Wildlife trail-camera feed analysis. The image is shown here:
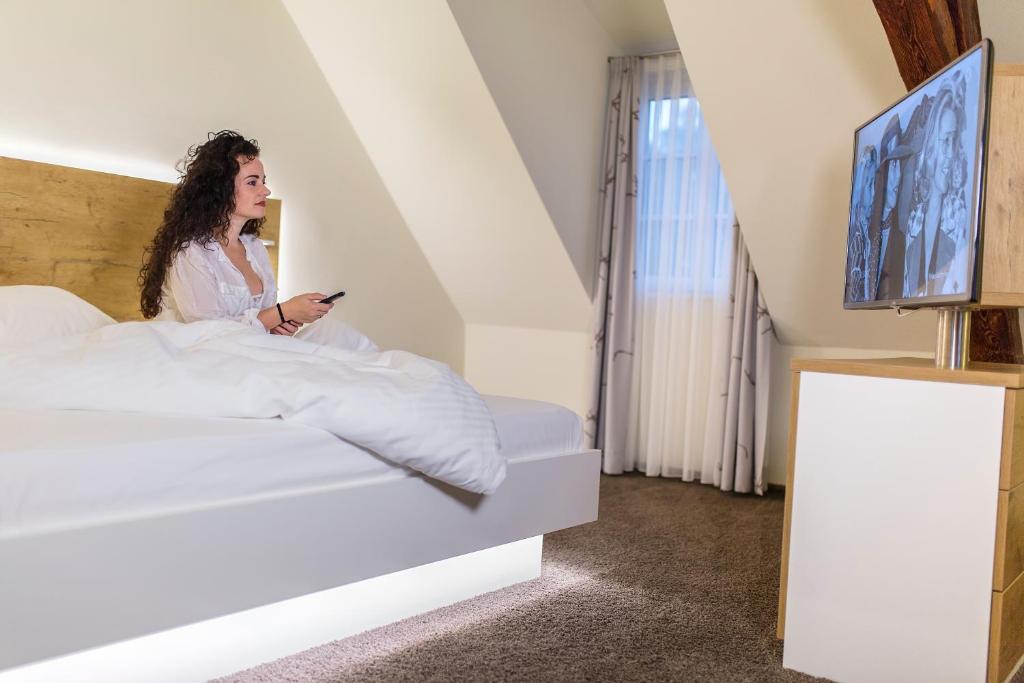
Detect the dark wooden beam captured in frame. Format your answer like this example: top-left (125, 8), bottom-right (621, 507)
top-left (872, 0), bottom-right (1023, 364)
top-left (872, 0), bottom-right (961, 89)
top-left (946, 0), bottom-right (982, 52)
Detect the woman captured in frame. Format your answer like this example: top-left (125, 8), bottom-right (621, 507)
top-left (845, 143), bottom-right (877, 303)
top-left (904, 77), bottom-right (969, 298)
top-left (139, 131), bottom-right (330, 336)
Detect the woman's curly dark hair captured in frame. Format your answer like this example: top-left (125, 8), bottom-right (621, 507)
top-left (139, 130), bottom-right (264, 318)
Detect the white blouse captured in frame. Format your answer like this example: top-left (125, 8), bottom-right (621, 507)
top-left (157, 234), bottom-right (277, 332)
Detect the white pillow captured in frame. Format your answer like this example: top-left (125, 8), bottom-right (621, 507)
top-left (0, 286), bottom-right (116, 346)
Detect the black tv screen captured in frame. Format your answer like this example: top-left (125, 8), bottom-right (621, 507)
top-left (843, 39), bottom-right (992, 309)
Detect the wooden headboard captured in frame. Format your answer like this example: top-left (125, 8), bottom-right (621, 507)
top-left (0, 155), bottom-right (281, 321)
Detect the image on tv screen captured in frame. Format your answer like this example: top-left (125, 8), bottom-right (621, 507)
top-left (844, 42), bottom-right (988, 308)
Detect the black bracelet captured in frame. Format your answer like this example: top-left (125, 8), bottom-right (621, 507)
top-left (276, 303), bottom-right (286, 325)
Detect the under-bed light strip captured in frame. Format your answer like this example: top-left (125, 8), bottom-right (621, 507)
top-left (0, 138), bottom-right (179, 183)
top-left (0, 536), bottom-right (543, 683)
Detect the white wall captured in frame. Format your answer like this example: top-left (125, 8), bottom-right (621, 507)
top-left (0, 0), bottom-right (464, 369)
top-left (448, 0), bottom-right (621, 297)
top-left (464, 324), bottom-right (592, 417)
top-left (443, 0), bottom-right (628, 415)
top-left (283, 0), bottom-right (591, 333)
top-left (981, 0), bottom-right (1024, 63)
top-left (283, 0), bottom-right (596, 415)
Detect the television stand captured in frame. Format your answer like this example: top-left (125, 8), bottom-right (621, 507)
top-left (937, 306), bottom-right (972, 369)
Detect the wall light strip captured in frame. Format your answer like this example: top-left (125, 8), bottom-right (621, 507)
top-left (0, 138), bottom-right (179, 184)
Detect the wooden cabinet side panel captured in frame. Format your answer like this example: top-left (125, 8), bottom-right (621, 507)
top-left (1001, 389), bottom-right (1024, 490)
top-left (777, 371), bottom-right (800, 639)
top-left (990, 591), bottom-right (1003, 683)
top-left (990, 572), bottom-right (1024, 683)
top-left (995, 485), bottom-right (1024, 591)
top-left (995, 489), bottom-right (1010, 590)
top-left (981, 69), bottom-right (1024, 302)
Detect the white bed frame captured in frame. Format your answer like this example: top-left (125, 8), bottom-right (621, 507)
top-left (1, 162), bottom-right (601, 679)
top-left (0, 448), bottom-right (601, 680)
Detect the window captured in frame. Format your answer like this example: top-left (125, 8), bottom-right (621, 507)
top-left (636, 95), bottom-right (734, 296)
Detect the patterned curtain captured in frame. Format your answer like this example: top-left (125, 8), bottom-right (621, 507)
top-left (715, 231), bottom-right (773, 494)
top-left (584, 57), bottom-right (641, 460)
top-left (590, 54), bottom-right (775, 494)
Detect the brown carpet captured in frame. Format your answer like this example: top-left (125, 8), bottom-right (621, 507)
top-left (216, 474), bottom-right (825, 682)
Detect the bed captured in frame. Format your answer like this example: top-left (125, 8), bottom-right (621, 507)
top-left (0, 157), bottom-right (601, 681)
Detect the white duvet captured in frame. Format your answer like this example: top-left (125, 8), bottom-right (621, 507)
top-left (0, 320), bottom-right (506, 494)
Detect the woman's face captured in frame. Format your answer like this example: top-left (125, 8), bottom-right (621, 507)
top-left (233, 155), bottom-right (271, 221)
top-left (935, 107), bottom-right (958, 194)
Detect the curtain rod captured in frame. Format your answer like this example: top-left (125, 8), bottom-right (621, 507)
top-left (607, 49), bottom-right (681, 62)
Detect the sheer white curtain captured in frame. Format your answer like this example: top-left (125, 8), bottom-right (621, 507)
top-left (622, 55), bottom-right (740, 485)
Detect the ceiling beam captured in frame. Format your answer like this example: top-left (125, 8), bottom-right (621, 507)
top-left (873, 0), bottom-right (981, 89)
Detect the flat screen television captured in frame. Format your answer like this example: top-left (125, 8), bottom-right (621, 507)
top-left (843, 39), bottom-right (993, 309)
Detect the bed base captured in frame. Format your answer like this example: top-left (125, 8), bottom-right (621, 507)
top-left (2, 537), bottom-right (543, 682)
top-left (0, 449), bottom-right (601, 677)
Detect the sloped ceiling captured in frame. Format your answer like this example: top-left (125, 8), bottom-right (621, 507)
top-left (583, 0), bottom-right (678, 54)
top-left (447, 0), bottom-right (621, 298)
top-left (281, 1), bottom-right (591, 333)
top-left (662, 0), bottom-right (937, 348)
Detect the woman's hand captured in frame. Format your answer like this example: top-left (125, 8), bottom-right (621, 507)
top-left (281, 293), bottom-right (333, 324)
top-left (270, 320), bottom-right (302, 336)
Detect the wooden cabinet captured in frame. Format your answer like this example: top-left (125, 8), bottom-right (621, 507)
top-left (778, 358), bottom-right (1024, 683)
